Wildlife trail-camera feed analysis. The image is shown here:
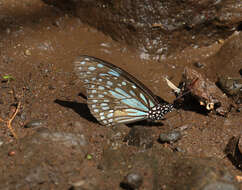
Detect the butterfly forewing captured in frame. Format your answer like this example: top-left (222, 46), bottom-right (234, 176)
top-left (74, 55), bottom-right (159, 126)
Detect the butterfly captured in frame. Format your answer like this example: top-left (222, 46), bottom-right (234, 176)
top-left (74, 55), bottom-right (174, 126)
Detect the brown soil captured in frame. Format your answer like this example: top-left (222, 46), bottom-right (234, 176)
top-left (0, 0), bottom-right (241, 189)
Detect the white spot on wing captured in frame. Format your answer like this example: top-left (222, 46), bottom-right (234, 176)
top-left (88, 66), bottom-right (96, 71)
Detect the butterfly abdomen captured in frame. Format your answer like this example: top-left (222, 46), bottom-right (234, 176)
top-left (148, 104), bottom-right (174, 120)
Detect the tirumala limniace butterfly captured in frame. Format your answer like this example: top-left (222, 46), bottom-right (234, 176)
top-left (74, 55), bottom-right (174, 126)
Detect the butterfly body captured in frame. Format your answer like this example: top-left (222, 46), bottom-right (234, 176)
top-left (74, 55), bottom-right (173, 126)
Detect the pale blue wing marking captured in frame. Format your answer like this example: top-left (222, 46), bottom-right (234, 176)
top-left (115, 88), bottom-right (131, 98)
top-left (122, 81), bottom-right (127, 85)
top-left (140, 93), bottom-right (148, 104)
top-left (97, 64), bottom-right (104, 68)
top-left (109, 90), bottom-right (126, 99)
top-left (102, 106), bottom-right (109, 110)
top-left (100, 103), bottom-right (108, 106)
top-left (149, 99), bottom-right (155, 107)
top-left (107, 81), bottom-right (113, 86)
top-left (129, 90), bottom-right (136, 96)
top-left (107, 113), bottom-right (113, 118)
top-left (121, 98), bottom-right (149, 111)
top-left (114, 116), bottom-right (145, 123)
top-left (98, 86), bottom-right (105, 90)
top-left (88, 66), bottom-right (96, 71)
top-left (108, 70), bottom-right (120, 77)
top-left (99, 73), bottom-right (109, 77)
top-left (125, 108), bottom-right (148, 116)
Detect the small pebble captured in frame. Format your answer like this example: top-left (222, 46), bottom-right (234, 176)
top-left (8, 150), bottom-right (16, 156)
top-left (53, 20), bottom-right (61, 27)
top-left (6, 28), bottom-right (11, 34)
top-left (121, 172), bottom-right (143, 190)
top-left (159, 131), bottom-right (182, 143)
top-left (193, 62), bottom-right (204, 68)
top-left (24, 49), bottom-right (31, 56)
top-left (25, 119), bottom-right (47, 128)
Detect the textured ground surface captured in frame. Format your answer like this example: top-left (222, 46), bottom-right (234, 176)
top-left (0, 0), bottom-right (241, 189)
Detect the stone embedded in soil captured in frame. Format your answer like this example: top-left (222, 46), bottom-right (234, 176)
top-left (181, 67), bottom-right (231, 116)
top-left (193, 62), bottom-right (204, 68)
top-left (35, 128), bottom-right (87, 147)
top-left (0, 128), bottom-right (89, 189)
top-left (168, 157), bottom-right (240, 190)
top-left (25, 119), bottom-right (47, 128)
top-left (201, 31), bottom-right (242, 81)
top-left (202, 181), bottom-right (239, 190)
top-left (217, 76), bottom-right (242, 103)
top-left (159, 130), bottom-right (182, 143)
top-left (224, 136), bottom-right (242, 171)
top-left (123, 126), bottom-right (153, 149)
top-left (121, 172), bottom-right (143, 190)
top-left (42, 0), bottom-right (241, 56)
top-left (99, 145), bottom-right (240, 190)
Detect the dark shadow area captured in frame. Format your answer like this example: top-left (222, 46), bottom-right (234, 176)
top-left (78, 92), bottom-right (87, 100)
top-left (127, 119), bottom-right (164, 128)
top-left (224, 136), bottom-right (242, 171)
top-left (54, 99), bottom-right (98, 124)
top-left (42, 0), bottom-right (76, 11)
top-left (173, 94), bottom-right (210, 115)
top-left (237, 21), bottom-right (242, 31)
top-left (120, 182), bottom-right (135, 190)
top-left (171, 81), bottom-right (211, 116)
top-left (0, 1), bottom-right (70, 39)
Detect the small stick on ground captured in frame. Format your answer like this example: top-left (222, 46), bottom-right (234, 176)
top-left (0, 101), bottom-right (21, 139)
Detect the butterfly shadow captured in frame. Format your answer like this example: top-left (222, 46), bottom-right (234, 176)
top-left (54, 93), bottom-right (99, 124)
top-left (127, 120), bottom-right (165, 128)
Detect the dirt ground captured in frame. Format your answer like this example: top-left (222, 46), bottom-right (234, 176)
top-left (0, 0), bottom-right (241, 189)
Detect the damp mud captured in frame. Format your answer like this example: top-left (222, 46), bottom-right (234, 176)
top-left (0, 0), bottom-right (241, 189)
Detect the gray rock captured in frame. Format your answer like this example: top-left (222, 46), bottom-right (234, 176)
top-left (121, 172), bottom-right (143, 190)
top-left (42, 0), bottom-right (241, 56)
top-left (159, 130), bottom-right (182, 143)
top-left (25, 119), bottom-right (47, 128)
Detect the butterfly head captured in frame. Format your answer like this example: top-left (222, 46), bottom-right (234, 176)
top-left (148, 103), bottom-right (174, 121)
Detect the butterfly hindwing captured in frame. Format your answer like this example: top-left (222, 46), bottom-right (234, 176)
top-left (74, 55), bottom-right (159, 126)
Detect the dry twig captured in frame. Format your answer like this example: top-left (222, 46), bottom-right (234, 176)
top-left (0, 101), bottom-right (21, 139)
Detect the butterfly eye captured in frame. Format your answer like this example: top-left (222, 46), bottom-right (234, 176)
top-left (74, 55), bottom-right (174, 126)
